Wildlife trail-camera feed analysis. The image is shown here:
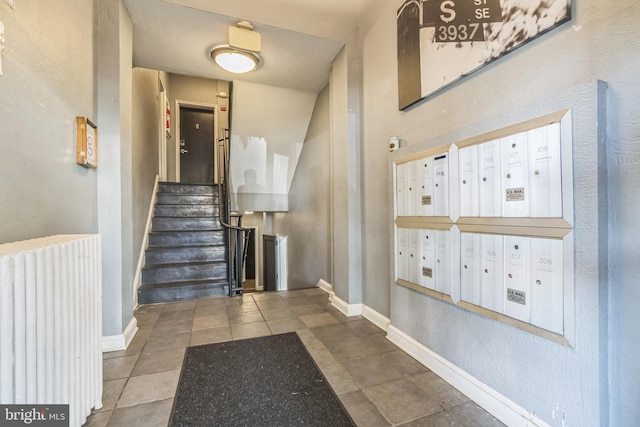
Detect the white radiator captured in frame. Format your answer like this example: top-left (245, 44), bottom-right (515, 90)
top-left (0, 235), bottom-right (103, 426)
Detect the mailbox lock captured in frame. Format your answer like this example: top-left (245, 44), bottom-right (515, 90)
top-left (534, 170), bottom-right (540, 175)
top-left (464, 264), bottom-right (468, 269)
top-left (484, 269), bottom-right (489, 273)
top-left (512, 143), bottom-right (516, 148)
top-left (507, 173), bottom-right (512, 178)
top-left (483, 177), bottom-right (487, 182)
top-left (462, 180), bottom-right (467, 184)
top-left (514, 245), bottom-right (519, 250)
top-left (508, 273), bottom-right (513, 278)
top-left (536, 280), bottom-right (542, 285)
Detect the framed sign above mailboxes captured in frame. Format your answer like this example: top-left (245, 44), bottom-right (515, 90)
top-left (396, 0), bottom-right (572, 110)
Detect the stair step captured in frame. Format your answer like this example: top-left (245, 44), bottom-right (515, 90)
top-left (152, 217), bottom-right (222, 231)
top-left (158, 182), bottom-right (218, 195)
top-left (138, 279), bottom-right (229, 304)
top-left (154, 204), bottom-right (219, 217)
top-left (145, 245), bottom-right (227, 265)
top-left (156, 194), bottom-right (217, 205)
top-left (142, 261), bottom-right (227, 285)
top-left (148, 230), bottom-right (226, 247)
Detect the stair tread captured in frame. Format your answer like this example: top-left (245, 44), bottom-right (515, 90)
top-left (139, 278), bottom-right (229, 290)
top-left (143, 260), bottom-right (227, 270)
top-left (145, 244), bottom-right (226, 251)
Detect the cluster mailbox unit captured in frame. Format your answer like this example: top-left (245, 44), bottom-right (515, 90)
top-left (394, 110), bottom-right (574, 345)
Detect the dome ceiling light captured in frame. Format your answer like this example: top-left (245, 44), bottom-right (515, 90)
top-left (210, 21), bottom-right (262, 74)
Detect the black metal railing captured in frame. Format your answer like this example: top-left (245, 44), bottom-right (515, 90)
top-left (216, 128), bottom-right (252, 296)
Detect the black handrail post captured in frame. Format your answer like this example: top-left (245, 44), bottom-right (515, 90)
top-left (216, 128), bottom-right (252, 297)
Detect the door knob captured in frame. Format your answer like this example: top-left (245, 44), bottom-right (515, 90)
top-left (180, 149), bottom-right (188, 154)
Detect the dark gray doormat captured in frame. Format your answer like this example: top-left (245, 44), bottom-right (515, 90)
top-left (170, 332), bottom-right (356, 426)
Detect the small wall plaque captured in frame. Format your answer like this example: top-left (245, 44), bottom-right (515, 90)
top-left (76, 117), bottom-right (98, 168)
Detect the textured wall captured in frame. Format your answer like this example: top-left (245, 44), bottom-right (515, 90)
top-left (0, 0), bottom-right (97, 244)
top-left (132, 68), bottom-right (160, 279)
top-left (272, 85), bottom-right (332, 290)
top-left (360, 0), bottom-right (640, 425)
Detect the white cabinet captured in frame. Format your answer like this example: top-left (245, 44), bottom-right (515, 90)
top-left (396, 228), bottom-right (409, 281)
top-left (478, 140), bottom-right (502, 217)
top-left (394, 110), bottom-right (573, 342)
top-left (503, 236), bottom-right (530, 322)
top-left (479, 233), bottom-right (504, 313)
top-left (419, 157), bottom-right (435, 217)
top-left (460, 233), bottom-right (481, 305)
top-left (501, 133), bottom-right (530, 217)
top-left (396, 162), bottom-right (408, 217)
top-left (419, 229), bottom-right (436, 290)
top-left (529, 237), bottom-right (564, 334)
top-left (459, 146), bottom-right (479, 217)
top-left (528, 123), bottom-right (563, 218)
top-left (433, 154), bottom-right (449, 217)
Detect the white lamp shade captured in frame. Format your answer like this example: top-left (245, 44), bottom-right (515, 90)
top-left (211, 47), bottom-right (260, 74)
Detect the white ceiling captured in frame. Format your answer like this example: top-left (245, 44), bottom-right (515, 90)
top-left (123, 0), bottom-right (380, 93)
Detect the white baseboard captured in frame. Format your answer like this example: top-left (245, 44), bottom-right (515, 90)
top-left (361, 305), bottom-right (391, 332)
top-left (317, 279), bottom-right (333, 294)
top-left (386, 325), bottom-right (550, 427)
top-left (316, 279), bottom-right (390, 330)
top-left (102, 317), bottom-right (138, 353)
top-left (332, 294), bottom-right (363, 317)
top-left (133, 175), bottom-right (160, 308)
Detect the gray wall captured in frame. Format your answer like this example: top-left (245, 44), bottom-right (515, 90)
top-left (132, 68), bottom-right (161, 270)
top-left (272, 85), bottom-right (332, 290)
top-left (96, 0), bottom-right (135, 336)
top-left (0, 0), bottom-right (98, 244)
top-left (359, 1), bottom-right (639, 426)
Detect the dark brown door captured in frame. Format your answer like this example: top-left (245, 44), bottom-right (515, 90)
top-left (180, 107), bottom-right (215, 184)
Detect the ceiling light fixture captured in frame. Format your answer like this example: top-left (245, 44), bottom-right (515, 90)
top-left (210, 21), bottom-right (262, 74)
top-left (210, 45), bottom-right (260, 73)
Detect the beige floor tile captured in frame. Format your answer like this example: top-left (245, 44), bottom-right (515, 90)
top-left (131, 348), bottom-right (185, 377)
top-left (409, 371), bottom-right (470, 409)
top-left (103, 355), bottom-right (139, 381)
top-left (290, 303), bottom-right (325, 316)
top-left (284, 296), bottom-right (316, 306)
top-left (342, 353), bottom-right (406, 389)
top-left (230, 322), bottom-right (271, 340)
top-left (318, 362), bottom-right (359, 395)
top-left (255, 299), bottom-right (288, 310)
top-left (225, 301), bottom-right (260, 315)
top-left (191, 313), bottom-right (229, 330)
top-left (143, 331), bottom-right (191, 353)
top-left (261, 307), bottom-right (295, 321)
top-left (266, 317), bottom-right (306, 334)
top-left (190, 326), bottom-right (232, 346)
top-left (250, 292), bottom-right (283, 301)
top-left (302, 288), bottom-right (328, 296)
top-left (150, 317), bottom-right (193, 336)
top-left (98, 379), bottom-right (127, 412)
top-left (102, 292), bottom-right (498, 426)
top-left (228, 310), bottom-right (265, 325)
top-left (161, 300), bottom-right (196, 313)
top-left (108, 398), bottom-right (174, 427)
top-left (363, 377), bottom-right (444, 425)
top-left (339, 390), bottom-right (391, 427)
top-left (299, 312), bottom-right (339, 328)
top-left (117, 370), bottom-right (181, 408)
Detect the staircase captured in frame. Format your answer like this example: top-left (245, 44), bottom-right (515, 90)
top-left (138, 182), bottom-right (230, 304)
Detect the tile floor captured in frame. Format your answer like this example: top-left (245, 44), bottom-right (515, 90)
top-left (83, 288), bottom-right (505, 427)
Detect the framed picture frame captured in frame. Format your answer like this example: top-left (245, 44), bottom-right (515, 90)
top-left (76, 116), bottom-right (98, 168)
top-left (397, 0), bottom-right (572, 110)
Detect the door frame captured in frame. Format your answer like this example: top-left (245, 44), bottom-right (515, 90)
top-left (174, 100), bottom-right (219, 183)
